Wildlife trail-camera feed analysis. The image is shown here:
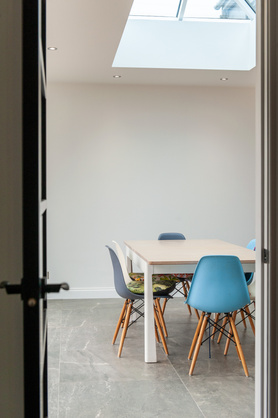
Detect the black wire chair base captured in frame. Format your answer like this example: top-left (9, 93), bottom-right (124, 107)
top-left (127, 300), bottom-right (145, 328)
top-left (203, 314), bottom-right (236, 346)
top-left (235, 302), bottom-right (256, 327)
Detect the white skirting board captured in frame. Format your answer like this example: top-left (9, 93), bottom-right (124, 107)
top-left (47, 287), bottom-right (118, 299)
top-left (47, 288), bottom-right (185, 300)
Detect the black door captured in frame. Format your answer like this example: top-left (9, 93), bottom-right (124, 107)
top-left (22, 1), bottom-right (69, 415)
top-left (22, 0), bottom-right (48, 415)
top-left (0, 1), bottom-right (69, 416)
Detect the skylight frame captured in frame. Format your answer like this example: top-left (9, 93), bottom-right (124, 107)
top-left (244, 0), bottom-right (256, 12)
top-left (233, 0), bottom-right (256, 20)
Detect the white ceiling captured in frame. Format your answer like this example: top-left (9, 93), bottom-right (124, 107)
top-left (46, 0), bottom-right (256, 87)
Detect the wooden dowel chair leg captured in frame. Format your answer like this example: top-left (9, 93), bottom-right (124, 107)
top-left (161, 298), bottom-right (168, 315)
top-left (155, 322), bottom-right (159, 342)
top-left (217, 316), bottom-right (228, 344)
top-left (121, 299), bottom-right (129, 328)
top-left (240, 309), bottom-right (247, 328)
top-left (184, 281), bottom-right (192, 315)
top-left (189, 314), bottom-right (210, 376)
top-left (112, 299), bottom-right (128, 345)
top-left (224, 311), bottom-right (240, 359)
top-left (182, 281), bottom-right (188, 300)
top-left (155, 299), bottom-right (168, 337)
top-left (153, 301), bottom-right (160, 342)
top-left (211, 313), bottom-right (220, 340)
top-left (188, 312), bottom-right (205, 360)
top-left (229, 315), bottom-right (249, 377)
top-left (224, 322), bottom-right (233, 356)
top-left (187, 303), bottom-right (192, 315)
top-left (154, 305), bottom-right (169, 355)
top-left (245, 305), bottom-right (255, 336)
top-left (118, 301), bottom-right (132, 358)
top-left (194, 308), bottom-right (200, 320)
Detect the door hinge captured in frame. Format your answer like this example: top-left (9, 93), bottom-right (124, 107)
top-left (263, 248), bottom-right (269, 263)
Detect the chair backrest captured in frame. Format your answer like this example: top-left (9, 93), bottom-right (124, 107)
top-left (245, 239), bottom-right (256, 285)
top-left (246, 239), bottom-right (256, 250)
top-left (186, 255), bottom-right (250, 313)
top-left (158, 232), bottom-right (186, 241)
top-left (112, 241), bottom-right (131, 285)
top-left (106, 245), bottom-right (137, 300)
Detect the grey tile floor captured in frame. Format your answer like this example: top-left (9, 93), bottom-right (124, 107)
top-left (48, 298), bottom-right (255, 418)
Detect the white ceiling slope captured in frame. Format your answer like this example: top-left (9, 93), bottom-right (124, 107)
top-left (46, 0), bottom-right (256, 87)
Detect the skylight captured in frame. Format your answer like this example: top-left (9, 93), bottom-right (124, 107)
top-left (113, 0), bottom-right (256, 72)
top-left (130, 0), bottom-right (256, 20)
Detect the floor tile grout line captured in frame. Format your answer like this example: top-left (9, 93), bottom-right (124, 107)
top-left (158, 344), bottom-right (206, 417)
top-left (172, 367), bottom-right (206, 417)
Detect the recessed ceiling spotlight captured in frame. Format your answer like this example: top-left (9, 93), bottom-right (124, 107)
top-left (113, 75), bottom-right (121, 78)
top-left (220, 77), bottom-right (228, 81)
top-left (48, 47), bottom-right (58, 51)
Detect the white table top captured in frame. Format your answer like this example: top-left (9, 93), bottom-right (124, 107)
top-left (124, 239), bottom-right (256, 267)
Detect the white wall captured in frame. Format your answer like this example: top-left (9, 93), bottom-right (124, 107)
top-left (47, 83), bottom-right (255, 298)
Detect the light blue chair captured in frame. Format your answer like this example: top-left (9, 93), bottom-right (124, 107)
top-left (106, 245), bottom-right (175, 357)
top-left (238, 238), bottom-right (256, 333)
top-left (186, 255), bottom-right (250, 377)
top-left (245, 238), bottom-right (256, 285)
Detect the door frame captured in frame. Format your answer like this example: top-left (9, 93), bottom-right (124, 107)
top-left (256, 0), bottom-right (278, 416)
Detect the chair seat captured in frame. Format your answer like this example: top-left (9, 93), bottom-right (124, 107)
top-left (127, 278), bottom-right (175, 295)
top-left (129, 272), bottom-right (193, 283)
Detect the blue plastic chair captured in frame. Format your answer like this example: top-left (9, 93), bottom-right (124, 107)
top-left (186, 255), bottom-right (250, 377)
top-left (158, 232), bottom-right (186, 241)
top-left (245, 238), bottom-right (256, 284)
top-left (238, 239), bottom-right (256, 333)
top-left (158, 233), bottom-right (199, 318)
top-left (106, 245), bottom-right (174, 357)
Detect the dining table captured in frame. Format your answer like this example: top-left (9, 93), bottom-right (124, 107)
top-left (124, 239), bottom-right (256, 363)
